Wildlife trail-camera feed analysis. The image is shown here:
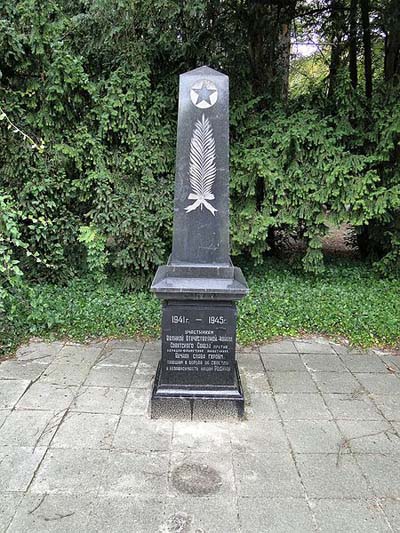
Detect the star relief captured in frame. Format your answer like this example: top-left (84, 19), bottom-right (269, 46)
top-left (193, 81), bottom-right (217, 106)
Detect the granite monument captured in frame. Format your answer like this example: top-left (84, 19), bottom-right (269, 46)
top-left (151, 66), bottom-right (248, 417)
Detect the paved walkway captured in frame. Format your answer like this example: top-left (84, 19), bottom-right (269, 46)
top-left (0, 338), bottom-right (400, 532)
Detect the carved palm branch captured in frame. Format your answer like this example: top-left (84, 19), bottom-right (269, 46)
top-left (189, 114), bottom-right (216, 197)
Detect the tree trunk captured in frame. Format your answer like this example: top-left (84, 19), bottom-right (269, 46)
top-left (328, 0), bottom-right (345, 99)
top-left (360, 0), bottom-right (372, 99)
top-left (384, 0), bottom-right (400, 82)
top-left (349, 0), bottom-right (358, 89)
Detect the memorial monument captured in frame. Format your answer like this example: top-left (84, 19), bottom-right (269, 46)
top-left (151, 66), bottom-right (248, 417)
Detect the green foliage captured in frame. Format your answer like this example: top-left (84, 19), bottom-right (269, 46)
top-left (2, 261), bottom-right (399, 357)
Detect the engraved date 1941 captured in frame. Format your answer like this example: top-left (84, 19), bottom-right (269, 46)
top-left (171, 315), bottom-right (189, 324)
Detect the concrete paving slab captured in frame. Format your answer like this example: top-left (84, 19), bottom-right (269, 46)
top-left (7, 493), bottom-right (93, 533)
top-left (236, 352), bottom-right (264, 372)
top-left (323, 393), bottom-right (383, 420)
top-left (95, 349), bottom-right (141, 368)
top-left (84, 366), bottom-right (134, 388)
top-left (268, 371), bottom-right (318, 393)
top-left (0, 409), bottom-right (61, 447)
top-left (311, 499), bottom-right (391, 533)
top-left (16, 383), bottom-right (77, 411)
top-left (311, 371), bottom-right (361, 393)
top-left (284, 420), bottom-right (343, 453)
top-left (0, 446), bottom-right (46, 491)
top-left (339, 353), bottom-right (389, 373)
top-left (336, 420), bottom-right (400, 454)
top-left (261, 353), bottom-right (306, 372)
top-left (0, 361), bottom-right (45, 381)
top-left (238, 497), bottom-right (315, 533)
top-left (372, 395), bottom-right (400, 421)
top-left (169, 451), bottom-right (235, 498)
top-left (357, 455), bottom-right (400, 498)
top-left (230, 420), bottom-right (289, 453)
top-left (100, 451), bottom-right (169, 496)
top-left (233, 451), bottom-right (304, 498)
top-left (29, 449), bottom-right (109, 494)
top-left (122, 388), bottom-right (150, 416)
top-left (259, 340), bottom-right (297, 354)
top-left (112, 415), bottom-right (172, 453)
top-left (0, 380), bottom-right (31, 409)
top-left (294, 340), bottom-right (336, 354)
top-left (354, 373), bottom-right (400, 395)
top-left (172, 421), bottom-right (231, 452)
top-left (56, 344), bottom-right (102, 366)
top-left (380, 499), bottom-right (400, 531)
top-left (70, 386), bottom-right (126, 415)
top-left (301, 353), bottom-right (348, 373)
top-left (16, 342), bottom-right (64, 364)
top-left (0, 492), bottom-right (23, 532)
top-left (39, 362), bottom-right (90, 386)
top-left (246, 393), bottom-right (280, 420)
top-left (51, 412), bottom-right (119, 450)
top-left (0, 409), bottom-right (10, 429)
top-left (296, 453), bottom-right (372, 498)
top-left (130, 362), bottom-right (156, 389)
top-left (87, 495), bottom-right (164, 533)
top-left (107, 339), bottom-right (145, 351)
top-left (241, 370), bottom-right (271, 393)
top-left (275, 393), bottom-right (331, 420)
top-left (163, 495), bottom-right (240, 533)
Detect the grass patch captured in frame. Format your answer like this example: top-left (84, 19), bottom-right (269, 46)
top-left (1, 259), bottom-right (400, 357)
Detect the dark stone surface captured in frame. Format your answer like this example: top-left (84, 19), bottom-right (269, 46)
top-left (151, 66), bottom-right (248, 416)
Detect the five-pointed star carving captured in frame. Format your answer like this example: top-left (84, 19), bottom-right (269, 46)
top-left (193, 82), bottom-right (217, 106)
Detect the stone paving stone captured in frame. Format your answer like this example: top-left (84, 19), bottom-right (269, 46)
top-left (242, 370), bottom-right (271, 394)
top-left (107, 339), bottom-right (145, 351)
top-left (0, 409), bottom-right (61, 447)
top-left (0, 409), bottom-right (10, 428)
top-left (372, 395), bottom-right (400, 421)
top-left (56, 344), bottom-right (102, 366)
top-left (51, 412), bottom-right (119, 450)
top-left (294, 340), bottom-right (336, 354)
top-left (246, 393), bottom-right (280, 420)
top-left (336, 420), bottom-right (400, 454)
top-left (284, 420), bottom-right (343, 453)
top-left (30, 448), bottom-right (109, 494)
top-left (163, 495), bottom-right (240, 533)
top-left (39, 362), bottom-right (91, 386)
top-left (259, 340), bottom-right (297, 354)
top-left (311, 499), bottom-right (391, 533)
top-left (311, 371), bottom-right (361, 393)
top-left (323, 393), bottom-right (383, 420)
top-left (357, 455), bottom-right (400, 498)
top-left (8, 494), bottom-right (93, 533)
top-left (112, 415), bottom-right (172, 453)
top-left (275, 393), bottom-right (331, 420)
top-left (70, 386), bottom-right (127, 415)
top-left (0, 379), bottom-right (30, 409)
top-left (101, 451), bottom-right (169, 496)
top-left (0, 446), bottom-right (46, 491)
top-left (16, 382), bottom-right (77, 411)
top-left (296, 453), bottom-right (372, 498)
top-left (84, 366), bottom-right (135, 388)
top-left (234, 451), bottom-right (303, 498)
top-left (238, 497), bottom-right (315, 533)
top-left (95, 349), bottom-right (141, 368)
top-left (301, 353), bottom-right (348, 373)
top-left (354, 373), bottom-right (400, 395)
top-left (0, 361), bottom-right (45, 381)
top-left (339, 353), bottom-right (389, 373)
top-left (261, 353), bottom-right (306, 372)
top-left (380, 499), bottom-right (400, 531)
top-left (169, 451), bottom-right (235, 498)
top-left (231, 420), bottom-right (289, 453)
top-left (87, 495), bottom-right (164, 533)
top-left (0, 492), bottom-right (23, 532)
top-left (16, 341), bottom-right (64, 364)
top-left (172, 421), bottom-right (231, 452)
top-left (268, 371), bottom-right (318, 393)
top-left (122, 388), bottom-right (150, 416)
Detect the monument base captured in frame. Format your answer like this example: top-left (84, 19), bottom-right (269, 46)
top-left (151, 362), bottom-right (244, 419)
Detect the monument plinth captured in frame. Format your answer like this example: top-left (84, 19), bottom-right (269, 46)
top-left (151, 66), bottom-right (248, 417)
